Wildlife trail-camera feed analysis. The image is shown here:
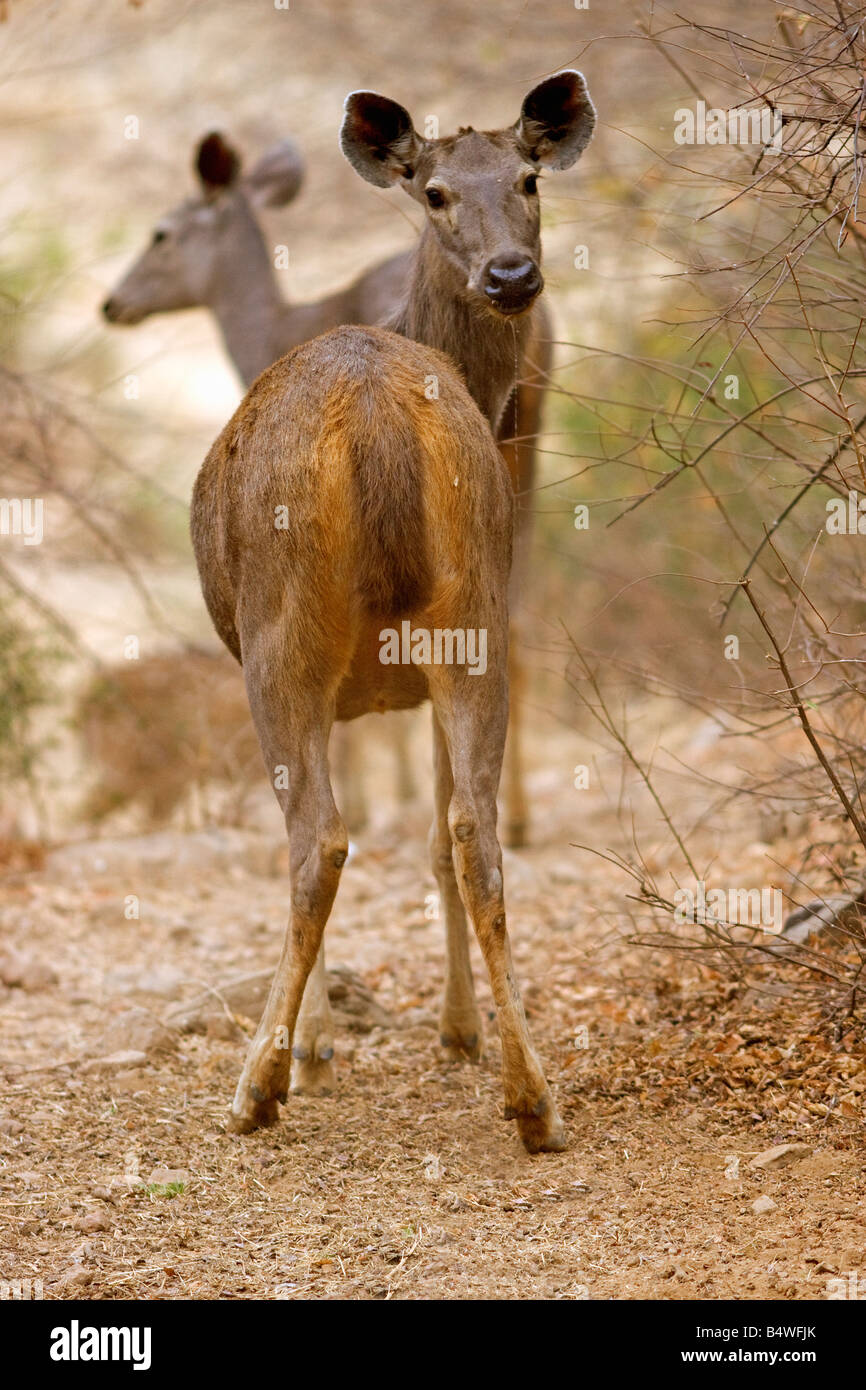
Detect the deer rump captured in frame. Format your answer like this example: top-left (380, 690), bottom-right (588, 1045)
top-left (191, 325), bottom-right (513, 723)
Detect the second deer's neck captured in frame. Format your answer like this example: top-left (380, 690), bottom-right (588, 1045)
top-left (391, 228), bottom-right (530, 432)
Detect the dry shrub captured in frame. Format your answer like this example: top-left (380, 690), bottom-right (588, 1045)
top-left (74, 648), bottom-right (262, 828)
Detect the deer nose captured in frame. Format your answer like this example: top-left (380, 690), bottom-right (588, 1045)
top-left (483, 255), bottom-right (542, 313)
top-left (102, 297), bottom-right (118, 321)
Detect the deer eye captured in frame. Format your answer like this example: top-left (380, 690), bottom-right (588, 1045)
top-left (425, 187), bottom-right (446, 209)
top-left (523, 173), bottom-right (539, 195)
top-left (152, 229), bottom-right (168, 245)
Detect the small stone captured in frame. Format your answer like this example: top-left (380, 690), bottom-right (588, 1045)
top-left (107, 1174), bottom-right (144, 1192)
top-left (749, 1143), bottom-right (812, 1171)
top-left (146, 1167), bottom-right (189, 1187)
top-left (0, 949), bottom-right (58, 992)
top-left (56, 1267), bottom-right (93, 1289)
top-left (72, 1210), bottom-right (109, 1233)
top-left (89, 1185), bottom-right (116, 1203)
top-left (0, 1117), bottom-right (24, 1137)
top-left (752, 1195), bottom-right (777, 1215)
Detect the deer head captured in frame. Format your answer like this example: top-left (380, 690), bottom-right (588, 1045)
top-left (102, 132), bottom-right (305, 325)
top-left (340, 70), bottom-right (595, 318)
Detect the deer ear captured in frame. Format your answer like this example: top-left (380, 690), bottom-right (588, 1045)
top-left (195, 132), bottom-right (241, 192)
top-left (514, 70), bottom-right (596, 170)
top-left (340, 91), bottom-right (424, 188)
top-left (243, 139), bottom-right (306, 208)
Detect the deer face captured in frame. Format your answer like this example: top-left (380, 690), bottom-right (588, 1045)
top-left (103, 133), bottom-right (305, 325)
top-left (341, 71), bottom-right (595, 319)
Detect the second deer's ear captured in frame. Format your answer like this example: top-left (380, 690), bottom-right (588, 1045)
top-left (195, 132), bottom-right (241, 193)
top-left (514, 70), bottom-right (596, 170)
top-left (340, 91), bottom-right (424, 188)
top-left (244, 139), bottom-right (306, 208)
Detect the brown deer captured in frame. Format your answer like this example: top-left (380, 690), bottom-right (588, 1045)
top-left (190, 72), bottom-right (595, 1150)
top-left (191, 325), bottom-right (565, 1153)
top-left (340, 69), bottom-right (596, 845)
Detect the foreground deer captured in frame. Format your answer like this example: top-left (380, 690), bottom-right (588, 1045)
top-left (340, 69), bottom-right (596, 844)
top-left (191, 325), bottom-right (565, 1153)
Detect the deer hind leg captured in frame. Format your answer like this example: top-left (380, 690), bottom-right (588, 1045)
top-left (430, 710), bottom-right (483, 1062)
top-left (331, 721), bottom-right (367, 834)
top-left (502, 638), bottom-right (528, 849)
top-left (392, 710), bottom-right (417, 803)
top-left (228, 673), bottom-right (346, 1133)
top-left (431, 673), bottom-right (565, 1154)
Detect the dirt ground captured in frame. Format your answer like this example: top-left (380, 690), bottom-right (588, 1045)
top-left (2, 712), bottom-right (864, 1302)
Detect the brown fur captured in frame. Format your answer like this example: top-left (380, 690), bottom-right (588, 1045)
top-left (191, 324), bottom-right (566, 1153)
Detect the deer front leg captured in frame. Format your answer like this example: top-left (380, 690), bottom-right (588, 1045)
top-left (290, 941), bottom-right (337, 1096)
top-left (496, 376), bottom-right (542, 849)
top-left (430, 712), bottom-right (483, 1061)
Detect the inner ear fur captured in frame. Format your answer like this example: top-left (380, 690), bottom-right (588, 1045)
top-left (514, 70), bottom-right (596, 170)
top-left (340, 92), bottom-right (424, 187)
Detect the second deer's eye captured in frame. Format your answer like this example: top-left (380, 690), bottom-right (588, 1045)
top-left (425, 187), bottom-right (445, 209)
top-left (523, 173), bottom-right (538, 195)
top-left (152, 229), bottom-right (168, 245)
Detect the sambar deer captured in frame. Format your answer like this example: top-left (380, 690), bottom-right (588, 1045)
top-left (191, 324), bottom-right (566, 1153)
top-left (340, 69), bottom-right (596, 844)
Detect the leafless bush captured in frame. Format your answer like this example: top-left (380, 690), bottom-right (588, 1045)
top-left (563, 3), bottom-right (866, 1019)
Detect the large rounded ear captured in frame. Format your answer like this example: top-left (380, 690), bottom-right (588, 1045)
top-left (514, 70), bottom-right (596, 170)
top-left (195, 132), bottom-right (241, 194)
top-left (243, 138), bottom-right (306, 208)
top-left (340, 91), bottom-right (425, 188)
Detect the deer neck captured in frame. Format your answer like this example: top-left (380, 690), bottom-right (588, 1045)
top-left (392, 228), bottom-right (531, 432)
top-left (207, 201), bottom-right (288, 387)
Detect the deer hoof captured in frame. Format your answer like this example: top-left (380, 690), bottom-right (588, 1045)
top-left (439, 1028), bottom-right (484, 1064)
top-left (508, 1093), bottom-right (567, 1154)
top-left (226, 1094), bottom-right (281, 1134)
top-left (290, 1037), bottom-right (337, 1096)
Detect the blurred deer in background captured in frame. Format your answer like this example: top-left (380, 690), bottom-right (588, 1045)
top-left (103, 132), bottom-right (413, 831)
top-left (340, 69), bottom-right (596, 846)
top-left (192, 324), bottom-right (566, 1153)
